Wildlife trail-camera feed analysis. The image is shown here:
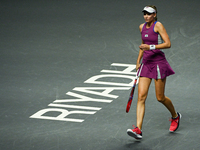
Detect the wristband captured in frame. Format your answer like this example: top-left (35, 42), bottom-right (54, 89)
top-left (150, 45), bottom-right (156, 50)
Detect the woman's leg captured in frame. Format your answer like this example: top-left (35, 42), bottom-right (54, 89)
top-left (154, 78), bottom-right (177, 118)
top-left (137, 77), bottom-right (152, 129)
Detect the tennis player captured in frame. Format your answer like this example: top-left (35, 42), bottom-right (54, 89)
top-left (127, 5), bottom-right (181, 139)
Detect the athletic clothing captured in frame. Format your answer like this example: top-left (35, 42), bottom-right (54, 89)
top-left (138, 21), bottom-right (175, 79)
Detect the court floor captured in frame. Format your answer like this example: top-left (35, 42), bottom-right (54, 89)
top-left (1, 0), bottom-right (200, 149)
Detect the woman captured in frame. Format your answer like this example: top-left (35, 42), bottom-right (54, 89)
top-left (127, 5), bottom-right (181, 139)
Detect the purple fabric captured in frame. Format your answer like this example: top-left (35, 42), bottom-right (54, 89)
top-left (137, 60), bottom-right (175, 79)
top-left (138, 22), bottom-right (175, 79)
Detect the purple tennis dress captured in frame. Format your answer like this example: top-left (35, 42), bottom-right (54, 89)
top-left (138, 21), bottom-right (175, 79)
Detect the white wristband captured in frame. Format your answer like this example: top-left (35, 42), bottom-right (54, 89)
top-left (150, 45), bottom-right (156, 50)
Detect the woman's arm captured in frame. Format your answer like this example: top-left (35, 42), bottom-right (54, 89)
top-left (136, 49), bottom-right (144, 70)
top-left (154, 21), bottom-right (171, 49)
top-left (136, 24), bottom-right (145, 70)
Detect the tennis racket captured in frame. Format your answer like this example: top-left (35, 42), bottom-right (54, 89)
top-left (126, 76), bottom-right (138, 113)
top-left (126, 65), bottom-right (142, 113)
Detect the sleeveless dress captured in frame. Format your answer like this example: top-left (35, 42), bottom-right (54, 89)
top-left (138, 21), bottom-right (175, 79)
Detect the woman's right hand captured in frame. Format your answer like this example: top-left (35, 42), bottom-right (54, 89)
top-left (136, 63), bottom-right (141, 71)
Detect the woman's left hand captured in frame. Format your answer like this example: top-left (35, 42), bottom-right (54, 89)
top-left (139, 44), bottom-right (150, 51)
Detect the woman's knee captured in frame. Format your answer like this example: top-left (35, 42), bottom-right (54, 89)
top-left (138, 94), bottom-right (147, 103)
top-left (156, 95), bottom-right (166, 103)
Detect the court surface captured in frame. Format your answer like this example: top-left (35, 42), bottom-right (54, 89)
top-left (1, 0), bottom-right (200, 150)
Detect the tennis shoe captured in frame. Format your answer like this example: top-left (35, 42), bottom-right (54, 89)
top-left (127, 125), bottom-right (142, 139)
top-left (169, 112), bottom-right (181, 132)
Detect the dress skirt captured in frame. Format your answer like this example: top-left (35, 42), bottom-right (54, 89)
top-left (137, 59), bottom-right (175, 79)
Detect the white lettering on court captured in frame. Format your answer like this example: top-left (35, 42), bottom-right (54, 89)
top-left (30, 63), bottom-right (137, 122)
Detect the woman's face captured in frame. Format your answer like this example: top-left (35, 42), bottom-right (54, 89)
top-left (143, 11), bottom-right (156, 23)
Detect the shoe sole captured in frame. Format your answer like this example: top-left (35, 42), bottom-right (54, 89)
top-left (169, 112), bottom-right (182, 133)
top-left (127, 129), bottom-right (142, 139)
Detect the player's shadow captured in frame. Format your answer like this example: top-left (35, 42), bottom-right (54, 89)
top-left (124, 132), bottom-right (182, 150)
top-left (125, 140), bottom-right (152, 150)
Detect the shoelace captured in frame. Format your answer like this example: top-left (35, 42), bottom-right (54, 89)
top-left (169, 118), bottom-right (178, 125)
top-left (132, 125), bottom-right (137, 129)
top-left (131, 125), bottom-right (142, 134)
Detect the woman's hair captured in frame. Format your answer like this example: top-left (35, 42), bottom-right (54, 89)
top-left (147, 5), bottom-right (158, 21)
